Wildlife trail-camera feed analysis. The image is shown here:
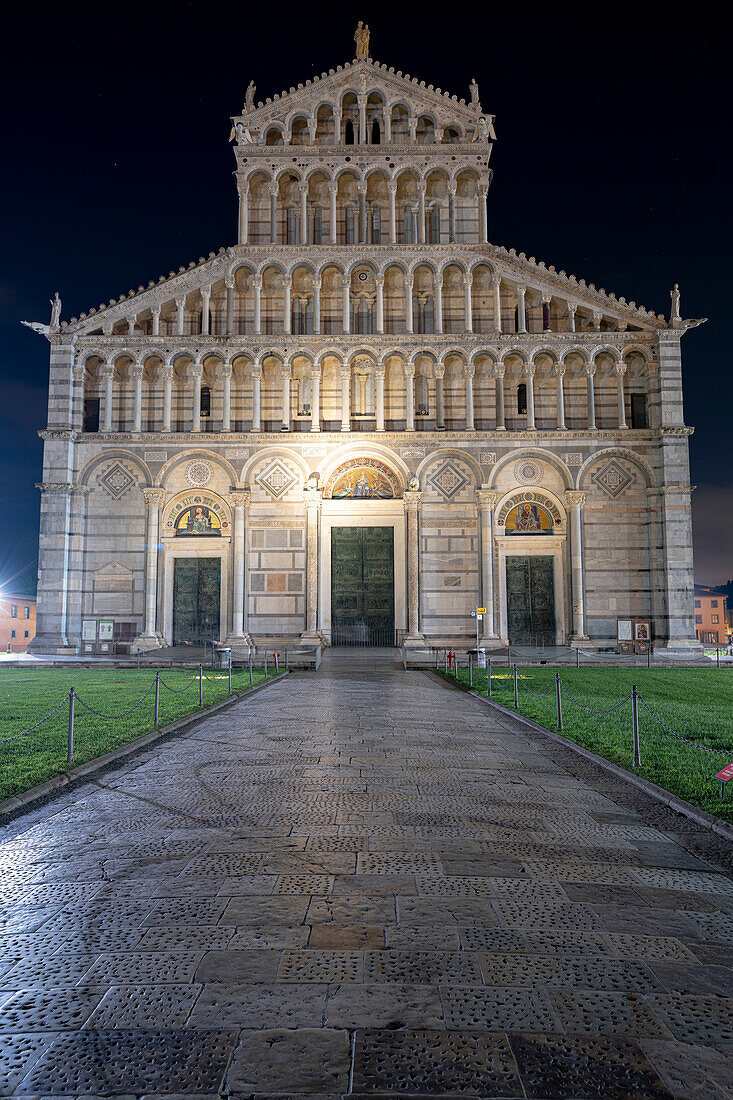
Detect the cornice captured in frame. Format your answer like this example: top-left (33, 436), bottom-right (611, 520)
top-left (68, 427), bottom-right (660, 445)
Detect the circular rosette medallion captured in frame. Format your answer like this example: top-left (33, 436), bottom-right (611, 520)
top-left (185, 461), bottom-right (214, 487)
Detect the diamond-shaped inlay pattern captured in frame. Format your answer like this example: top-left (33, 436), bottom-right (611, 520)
top-left (592, 459), bottom-right (635, 499)
top-left (428, 459), bottom-right (469, 501)
top-left (256, 458), bottom-right (298, 500)
top-left (98, 462), bottom-right (135, 499)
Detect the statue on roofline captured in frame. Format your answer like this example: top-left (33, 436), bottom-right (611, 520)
top-left (245, 80), bottom-right (256, 112)
top-left (229, 121), bottom-right (255, 144)
top-left (670, 283), bottom-right (681, 324)
top-left (472, 116), bottom-right (490, 142)
top-left (469, 78), bottom-right (481, 110)
top-left (354, 20), bottom-right (370, 59)
top-left (50, 292), bottom-right (61, 328)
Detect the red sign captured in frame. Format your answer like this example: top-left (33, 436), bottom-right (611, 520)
top-left (714, 762), bottom-right (733, 782)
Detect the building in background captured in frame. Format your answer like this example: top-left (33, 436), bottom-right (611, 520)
top-left (26, 29), bottom-right (704, 655)
top-left (0, 594), bottom-right (37, 652)
top-left (694, 584), bottom-right (729, 645)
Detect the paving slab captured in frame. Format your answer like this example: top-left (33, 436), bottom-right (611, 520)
top-left (1, 660), bottom-right (732, 1097)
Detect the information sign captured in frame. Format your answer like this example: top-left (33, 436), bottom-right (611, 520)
top-left (99, 620), bottom-right (114, 641)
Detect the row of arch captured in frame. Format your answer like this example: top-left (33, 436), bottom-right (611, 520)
top-left (254, 91), bottom-right (477, 147)
top-left (94, 262), bottom-right (637, 339)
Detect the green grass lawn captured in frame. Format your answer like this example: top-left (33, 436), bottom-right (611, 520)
top-left (0, 665), bottom-right (282, 803)
top-left (442, 665), bottom-right (733, 823)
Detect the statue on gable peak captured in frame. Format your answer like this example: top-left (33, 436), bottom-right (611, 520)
top-left (354, 20), bottom-right (370, 60)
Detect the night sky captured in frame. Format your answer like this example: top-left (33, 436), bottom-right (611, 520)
top-left (2, 2), bottom-right (729, 597)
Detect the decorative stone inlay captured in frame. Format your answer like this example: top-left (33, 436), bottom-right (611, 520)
top-left (256, 458), bottom-right (298, 500)
top-left (592, 459), bottom-right (635, 499)
top-left (514, 458), bottom-right (544, 484)
top-left (144, 451), bottom-right (168, 462)
top-left (479, 452), bottom-right (496, 465)
top-left (564, 452), bottom-right (583, 466)
top-left (185, 460), bottom-right (214, 486)
top-left (225, 448), bottom-right (250, 458)
top-left (428, 458), bottom-right (469, 500)
top-left (98, 462), bottom-right (136, 500)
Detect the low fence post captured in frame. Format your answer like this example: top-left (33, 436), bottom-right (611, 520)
top-left (513, 664), bottom-right (518, 710)
top-left (67, 687), bottom-right (75, 764)
top-left (632, 684), bottom-right (641, 767)
top-left (264, 651), bottom-right (268, 679)
top-left (435, 649), bottom-right (439, 671)
top-left (468, 651), bottom-right (473, 689)
top-left (555, 672), bottom-right (563, 731)
top-left (576, 648), bottom-right (580, 669)
top-left (154, 671), bottom-right (160, 727)
top-left (249, 652), bottom-right (253, 686)
top-left (198, 664), bottom-right (203, 708)
top-left (444, 650), bottom-right (448, 674)
top-left (487, 657), bottom-right (492, 698)
top-left (717, 646), bottom-right (721, 670)
top-left (275, 651), bottom-right (280, 674)
top-left (137, 650), bottom-right (140, 670)
top-left (228, 652), bottom-right (232, 696)
top-left (285, 648), bottom-right (289, 670)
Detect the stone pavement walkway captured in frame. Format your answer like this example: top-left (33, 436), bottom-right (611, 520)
top-left (1, 658), bottom-right (732, 1097)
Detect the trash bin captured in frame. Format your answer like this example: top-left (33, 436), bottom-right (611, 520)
top-left (467, 648), bottom-right (487, 668)
top-left (216, 647), bottom-right (231, 669)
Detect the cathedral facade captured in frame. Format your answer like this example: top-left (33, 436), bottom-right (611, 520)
top-left (28, 39), bottom-right (702, 655)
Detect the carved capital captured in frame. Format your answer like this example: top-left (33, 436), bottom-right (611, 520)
top-left (464, 363), bottom-right (476, 379)
top-left (404, 490), bottom-right (422, 509)
top-left (614, 363), bottom-right (627, 376)
top-left (142, 488), bottom-right (166, 508)
top-left (72, 365), bottom-right (86, 382)
top-left (475, 489), bottom-right (498, 510)
top-left (564, 491), bottom-right (586, 508)
top-left (229, 489), bottom-right (251, 508)
top-left (36, 481), bottom-right (72, 494)
top-left (131, 365), bottom-right (145, 380)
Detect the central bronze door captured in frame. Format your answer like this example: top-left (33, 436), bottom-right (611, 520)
top-left (331, 527), bottom-right (395, 646)
top-left (506, 555), bottom-right (556, 645)
top-left (173, 558), bottom-right (221, 645)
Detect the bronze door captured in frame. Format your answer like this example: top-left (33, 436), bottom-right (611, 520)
top-left (506, 556), bottom-right (556, 645)
top-left (173, 557), bottom-right (221, 645)
top-left (331, 527), bottom-right (395, 646)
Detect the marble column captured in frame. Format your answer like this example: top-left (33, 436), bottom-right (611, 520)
top-left (464, 274), bottom-right (473, 333)
top-left (476, 489), bottom-right (499, 645)
top-left (405, 273), bottom-right (414, 333)
top-left (404, 364), bottom-right (415, 431)
top-left (434, 365), bottom-right (445, 430)
top-left (495, 364), bottom-right (506, 430)
top-left (403, 490), bottom-right (426, 646)
top-left (616, 363), bottom-right (628, 428)
top-left (357, 182), bottom-right (367, 243)
top-left (253, 276), bottom-right (262, 335)
top-left (279, 366), bottom-right (291, 431)
top-left (176, 297), bottom-right (186, 336)
top-left (526, 364), bottom-right (537, 431)
top-left (586, 363), bottom-right (597, 429)
top-left (448, 182), bottom-right (456, 242)
top-left (555, 362), bottom-right (567, 430)
top-left (200, 286), bottom-right (211, 335)
top-left (435, 275), bottom-right (444, 333)
top-left (71, 364), bottom-right (85, 432)
top-left (100, 362), bottom-right (114, 432)
top-left (225, 277), bottom-right (235, 336)
top-left (342, 275), bottom-right (350, 334)
top-left (301, 488), bottom-right (322, 641)
top-left (340, 367), bottom-right (351, 432)
top-left (299, 182), bottom-right (308, 245)
top-left (269, 183), bottom-right (278, 244)
top-left (251, 364), bottom-right (262, 432)
top-left (329, 182), bottom-right (338, 244)
top-left (221, 362), bottom-right (232, 431)
top-left (516, 284), bottom-right (527, 333)
top-left (388, 181), bottom-right (397, 243)
top-left (384, 109), bottom-right (392, 142)
top-left (283, 276), bottom-right (292, 335)
top-left (567, 303), bottom-right (577, 333)
top-left (191, 363), bottom-right (202, 433)
top-left (162, 363), bottom-right (173, 432)
top-left (565, 491), bottom-right (588, 642)
top-left (229, 490), bottom-right (251, 646)
top-left (132, 364), bottom-right (144, 432)
top-left (310, 367), bottom-right (321, 432)
top-left (478, 183), bottom-right (488, 242)
top-left (376, 274), bottom-right (384, 333)
top-left (140, 488), bottom-right (165, 647)
top-left (464, 363), bottom-right (475, 431)
top-left (313, 276), bottom-right (321, 334)
top-left (238, 186), bottom-right (248, 244)
top-left (358, 95), bottom-right (367, 143)
top-left (151, 307), bottom-right (161, 336)
top-left (417, 181), bottom-right (426, 243)
top-left (375, 367), bottom-right (385, 431)
top-left (542, 295), bottom-right (552, 332)
top-left (492, 277), bottom-right (502, 333)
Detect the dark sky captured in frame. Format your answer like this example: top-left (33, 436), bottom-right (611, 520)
top-left (2, 1), bottom-right (729, 596)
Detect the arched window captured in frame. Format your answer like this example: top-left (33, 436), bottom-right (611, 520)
top-left (200, 386), bottom-right (211, 418)
top-left (415, 374), bottom-right (429, 416)
top-left (298, 376), bottom-right (312, 416)
top-left (371, 119), bottom-right (381, 144)
top-left (517, 383), bottom-right (527, 415)
top-left (344, 119), bottom-right (355, 145)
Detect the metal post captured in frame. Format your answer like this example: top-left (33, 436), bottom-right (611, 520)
top-left (137, 650), bottom-right (140, 670)
top-left (717, 646), bottom-right (720, 670)
top-left (228, 652), bottom-right (232, 695)
top-left (576, 648), bottom-right (580, 669)
top-left (435, 649), bottom-right (439, 671)
top-left (67, 687), bottom-right (75, 764)
top-left (199, 664), bottom-right (203, 707)
top-left (513, 664), bottom-right (518, 709)
top-left (444, 650), bottom-right (448, 674)
top-left (647, 646), bottom-right (651, 669)
top-left (469, 651), bottom-right (473, 689)
top-left (154, 671), bottom-right (160, 726)
top-left (632, 684), bottom-right (641, 767)
top-left (275, 651), bottom-right (280, 673)
top-left (249, 652), bottom-right (253, 686)
top-left (555, 672), bottom-right (563, 731)
top-left (285, 648), bottom-right (289, 670)
top-left (487, 657), bottom-right (492, 698)
top-left (265, 651), bottom-right (268, 679)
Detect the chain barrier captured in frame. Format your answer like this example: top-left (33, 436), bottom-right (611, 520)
top-left (636, 694), bottom-right (733, 756)
top-left (74, 679), bottom-right (157, 719)
top-left (0, 696), bottom-right (70, 747)
top-left (516, 674), bottom-right (556, 697)
top-left (559, 685), bottom-right (634, 715)
top-left (158, 674), bottom-right (199, 694)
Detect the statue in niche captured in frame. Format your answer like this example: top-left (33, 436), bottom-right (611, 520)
top-left (50, 292), bottom-right (61, 328)
top-left (409, 476), bottom-right (420, 492)
top-left (469, 78), bottom-right (481, 110)
top-left (354, 21), bottom-right (370, 59)
top-left (245, 80), bottom-right (256, 112)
